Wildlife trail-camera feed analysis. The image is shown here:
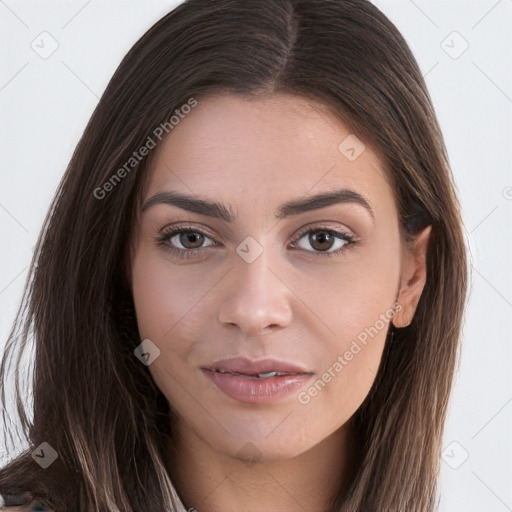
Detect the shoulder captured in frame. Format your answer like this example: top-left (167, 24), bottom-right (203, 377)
top-left (0, 494), bottom-right (55, 511)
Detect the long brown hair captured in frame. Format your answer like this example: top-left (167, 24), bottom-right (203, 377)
top-left (0, 0), bottom-right (468, 510)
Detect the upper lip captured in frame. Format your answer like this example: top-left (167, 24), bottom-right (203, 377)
top-left (202, 357), bottom-right (312, 376)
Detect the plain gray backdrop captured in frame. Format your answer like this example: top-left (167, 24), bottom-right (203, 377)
top-left (1, 1), bottom-right (511, 510)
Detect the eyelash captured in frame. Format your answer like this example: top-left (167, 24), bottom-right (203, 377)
top-left (154, 223), bottom-right (358, 260)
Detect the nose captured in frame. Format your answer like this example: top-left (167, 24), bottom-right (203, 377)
top-left (217, 246), bottom-right (293, 336)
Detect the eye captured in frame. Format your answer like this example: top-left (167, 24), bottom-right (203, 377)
top-left (289, 225), bottom-right (357, 258)
top-left (155, 223), bottom-right (357, 260)
top-left (155, 224), bottom-right (217, 259)
top-left (167, 228), bottom-right (214, 250)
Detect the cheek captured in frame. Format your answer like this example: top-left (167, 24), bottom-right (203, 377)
top-left (306, 236), bottom-right (399, 342)
top-left (131, 250), bottom-right (212, 411)
top-left (299, 240), bottom-right (400, 419)
top-left (297, 292), bottom-right (391, 430)
top-left (131, 247), bottom-right (226, 405)
top-left (131, 247), bottom-right (215, 344)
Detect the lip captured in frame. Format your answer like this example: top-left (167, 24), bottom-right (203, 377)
top-left (201, 357), bottom-right (314, 403)
top-left (203, 356), bottom-right (311, 375)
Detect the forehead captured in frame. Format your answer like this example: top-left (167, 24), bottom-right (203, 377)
top-left (145, 92), bottom-right (392, 218)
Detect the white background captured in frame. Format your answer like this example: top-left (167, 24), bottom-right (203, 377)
top-left (1, 1), bottom-right (511, 510)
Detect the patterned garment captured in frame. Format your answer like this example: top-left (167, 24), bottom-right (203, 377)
top-left (0, 493), bottom-right (55, 511)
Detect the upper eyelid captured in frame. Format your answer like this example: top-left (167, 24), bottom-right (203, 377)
top-left (292, 223), bottom-right (356, 239)
top-left (160, 224), bottom-right (218, 241)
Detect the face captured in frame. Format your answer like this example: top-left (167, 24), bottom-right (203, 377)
top-left (130, 92), bottom-right (411, 462)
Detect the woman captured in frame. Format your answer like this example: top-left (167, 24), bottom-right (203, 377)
top-left (0, 0), bottom-right (468, 510)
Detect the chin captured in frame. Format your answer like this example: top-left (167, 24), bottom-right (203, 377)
top-left (198, 421), bottom-right (318, 464)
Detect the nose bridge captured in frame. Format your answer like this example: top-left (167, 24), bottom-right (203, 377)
top-left (217, 236), bottom-right (292, 334)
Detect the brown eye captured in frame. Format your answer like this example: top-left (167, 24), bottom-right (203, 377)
top-left (291, 227), bottom-right (357, 258)
top-left (308, 231), bottom-right (336, 251)
top-left (176, 231), bottom-right (205, 249)
top-left (160, 227), bottom-right (216, 252)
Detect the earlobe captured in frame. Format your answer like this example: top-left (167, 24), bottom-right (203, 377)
top-left (392, 225), bottom-right (432, 328)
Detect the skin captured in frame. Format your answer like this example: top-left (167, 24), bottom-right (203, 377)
top-left (130, 93), bottom-right (430, 512)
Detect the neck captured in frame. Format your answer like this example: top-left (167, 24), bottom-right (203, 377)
top-left (166, 418), bottom-right (356, 512)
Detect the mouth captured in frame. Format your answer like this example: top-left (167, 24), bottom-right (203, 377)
top-left (204, 368), bottom-right (307, 379)
top-left (201, 357), bottom-right (314, 403)
top-left (202, 356), bottom-right (312, 376)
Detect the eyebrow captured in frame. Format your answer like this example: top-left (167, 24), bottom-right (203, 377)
top-left (141, 187), bottom-right (374, 222)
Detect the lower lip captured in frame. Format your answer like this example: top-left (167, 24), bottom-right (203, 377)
top-left (201, 369), bottom-right (313, 403)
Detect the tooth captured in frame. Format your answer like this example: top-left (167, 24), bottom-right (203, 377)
top-left (213, 369), bottom-right (296, 378)
top-left (258, 371), bottom-right (278, 378)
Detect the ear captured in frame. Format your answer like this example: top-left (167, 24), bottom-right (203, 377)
top-left (392, 225), bottom-right (431, 328)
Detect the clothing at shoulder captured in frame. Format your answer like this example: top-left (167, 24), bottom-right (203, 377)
top-left (0, 494), bottom-right (55, 511)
